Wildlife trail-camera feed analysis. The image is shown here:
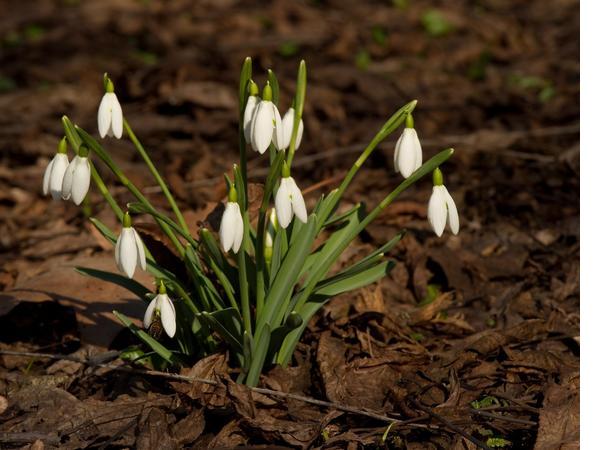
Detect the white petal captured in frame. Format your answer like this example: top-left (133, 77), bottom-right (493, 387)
top-left (289, 178), bottom-right (307, 223)
top-left (271, 104), bottom-right (284, 151)
top-left (70, 157), bottom-right (91, 205)
top-left (428, 186), bottom-right (447, 237)
top-left (143, 296), bottom-right (158, 329)
top-left (232, 203), bottom-right (244, 253)
top-left (251, 101), bottom-right (275, 154)
top-left (158, 294), bottom-right (177, 338)
top-left (61, 158), bottom-right (77, 200)
top-left (281, 108), bottom-right (303, 150)
top-left (42, 157), bottom-right (55, 196)
top-left (49, 154), bottom-right (69, 200)
top-left (132, 228), bottom-right (146, 270)
top-left (393, 136), bottom-right (402, 173)
top-left (397, 129), bottom-right (422, 178)
top-left (114, 232), bottom-right (123, 268)
top-left (219, 203), bottom-right (237, 252)
top-left (97, 93), bottom-right (112, 138)
top-left (119, 228), bottom-right (138, 278)
top-left (109, 94), bottom-right (123, 139)
top-left (443, 186), bottom-right (460, 235)
top-left (243, 96), bottom-right (258, 142)
top-left (275, 180), bottom-right (293, 229)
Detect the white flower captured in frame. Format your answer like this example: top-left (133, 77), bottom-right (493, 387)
top-left (115, 225), bottom-right (147, 278)
top-left (251, 100), bottom-right (284, 153)
top-left (43, 153), bottom-right (69, 200)
top-left (394, 128), bottom-right (422, 178)
top-left (428, 185), bottom-right (459, 237)
top-left (61, 155), bottom-right (91, 205)
top-left (243, 95), bottom-right (259, 142)
top-left (275, 176), bottom-right (307, 228)
top-left (219, 201), bottom-right (244, 253)
top-left (97, 92), bottom-right (123, 139)
top-left (143, 292), bottom-right (176, 338)
top-left (281, 108), bottom-right (304, 150)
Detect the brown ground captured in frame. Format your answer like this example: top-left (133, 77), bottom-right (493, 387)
top-left (0, 0), bottom-right (579, 449)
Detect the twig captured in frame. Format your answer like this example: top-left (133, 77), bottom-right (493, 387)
top-left (411, 399), bottom-right (492, 450)
top-left (469, 409), bottom-right (537, 426)
top-left (0, 350), bottom-right (422, 428)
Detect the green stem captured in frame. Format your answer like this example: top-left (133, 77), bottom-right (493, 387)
top-left (77, 127), bottom-right (185, 257)
top-left (319, 100), bottom-right (417, 226)
top-left (123, 119), bottom-right (190, 235)
top-left (90, 162), bottom-right (123, 221)
top-left (238, 211), bottom-right (252, 336)
top-left (294, 148), bottom-right (453, 314)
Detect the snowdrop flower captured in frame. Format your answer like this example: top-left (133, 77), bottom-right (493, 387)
top-left (143, 282), bottom-right (176, 338)
top-left (97, 75), bottom-right (123, 139)
top-left (428, 168), bottom-right (459, 237)
top-left (281, 107), bottom-right (304, 150)
top-left (42, 137), bottom-right (70, 200)
top-left (115, 212), bottom-right (147, 278)
top-left (219, 186), bottom-right (244, 253)
top-left (243, 80), bottom-right (259, 142)
top-left (61, 147), bottom-right (91, 206)
top-left (393, 114), bottom-right (422, 178)
top-left (250, 83), bottom-right (284, 153)
top-left (275, 164), bottom-right (307, 228)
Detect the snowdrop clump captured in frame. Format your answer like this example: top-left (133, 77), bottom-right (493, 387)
top-left (42, 59), bottom-right (459, 386)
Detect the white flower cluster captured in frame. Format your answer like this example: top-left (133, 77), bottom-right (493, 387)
top-left (219, 82), bottom-right (307, 254)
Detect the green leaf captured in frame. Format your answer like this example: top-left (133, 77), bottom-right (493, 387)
top-left (245, 323), bottom-right (271, 387)
top-left (75, 267), bottom-right (151, 299)
top-left (312, 260), bottom-right (394, 298)
top-left (266, 311), bottom-right (303, 363)
top-left (267, 69), bottom-right (279, 106)
top-left (239, 57), bottom-right (252, 115)
top-left (127, 202), bottom-right (195, 246)
top-left (323, 203), bottom-right (362, 228)
top-left (62, 115), bottom-right (82, 151)
top-left (258, 214), bottom-right (317, 333)
top-left (113, 310), bottom-right (177, 364)
top-left (201, 308), bottom-right (244, 354)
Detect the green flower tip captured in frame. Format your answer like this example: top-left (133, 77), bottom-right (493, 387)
top-left (228, 184), bottom-right (238, 203)
top-left (58, 136), bottom-right (68, 154)
top-left (262, 83), bottom-right (273, 102)
top-left (103, 73), bottom-right (114, 93)
top-left (281, 160), bottom-right (291, 178)
top-left (433, 167), bottom-right (444, 186)
top-left (158, 280), bottom-right (167, 295)
top-left (248, 80), bottom-right (259, 96)
top-left (77, 144), bottom-right (89, 158)
top-left (123, 211), bottom-right (132, 228)
top-left (405, 113), bottom-right (414, 129)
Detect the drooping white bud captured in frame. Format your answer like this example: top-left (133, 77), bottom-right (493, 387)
top-left (43, 153), bottom-right (70, 200)
top-left (281, 108), bottom-right (304, 150)
top-left (115, 220), bottom-right (147, 278)
top-left (143, 292), bottom-right (176, 338)
top-left (97, 92), bottom-right (123, 139)
top-left (61, 155), bottom-right (91, 205)
top-left (393, 128), bottom-right (422, 178)
top-left (275, 176), bottom-right (307, 229)
top-left (219, 201), bottom-right (244, 253)
top-left (427, 168), bottom-right (459, 237)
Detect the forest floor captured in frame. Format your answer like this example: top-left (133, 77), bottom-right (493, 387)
top-left (0, 0), bottom-right (579, 448)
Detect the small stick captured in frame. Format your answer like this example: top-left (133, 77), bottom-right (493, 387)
top-left (469, 409), bottom-right (537, 426)
top-left (411, 399), bottom-right (492, 450)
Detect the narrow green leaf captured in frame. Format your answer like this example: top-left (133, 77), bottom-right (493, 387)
top-left (239, 57), bottom-right (252, 115)
top-left (201, 308), bottom-right (243, 353)
top-left (75, 267), bottom-right (151, 299)
top-left (245, 323), bottom-right (270, 387)
top-left (62, 115), bottom-right (82, 151)
top-left (267, 69), bottom-right (279, 106)
top-left (127, 202), bottom-right (195, 246)
top-left (312, 260), bottom-right (394, 298)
